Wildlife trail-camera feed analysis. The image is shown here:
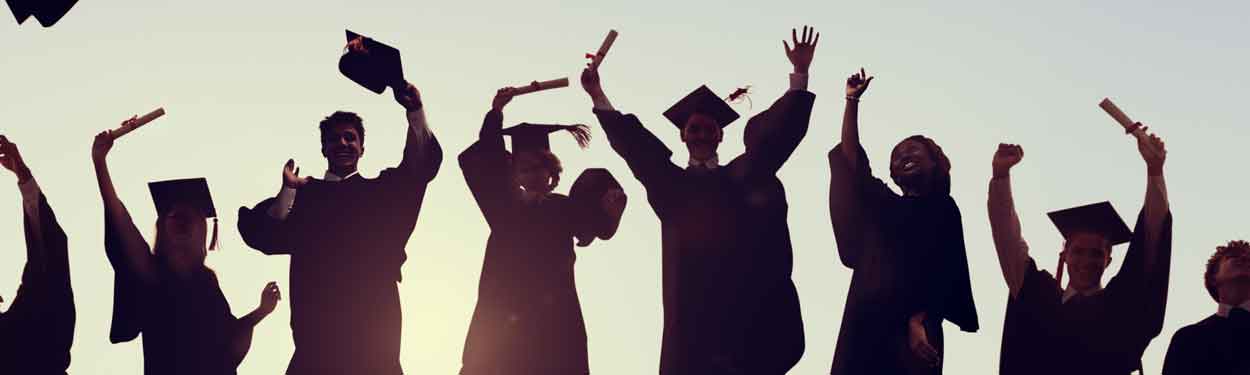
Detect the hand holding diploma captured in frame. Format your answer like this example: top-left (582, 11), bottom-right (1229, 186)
top-left (111, 107), bottom-right (166, 139)
top-left (586, 29), bottom-right (618, 70)
top-left (1099, 98), bottom-right (1165, 170)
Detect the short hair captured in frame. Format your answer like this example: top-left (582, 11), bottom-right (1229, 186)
top-left (319, 111), bottom-right (365, 144)
top-left (1205, 240), bottom-right (1250, 302)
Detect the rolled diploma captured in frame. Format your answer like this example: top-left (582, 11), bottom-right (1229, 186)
top-left (510, 78), bottom-right (569, 96)
top-left (1098, 98), bottom-right (1138, 134)
top-left (590, 30), bottom-right (619, 69)
top-left (113, 108), bottom-right (166, 138)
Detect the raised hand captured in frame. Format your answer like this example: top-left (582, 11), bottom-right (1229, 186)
top-left (492, 87), bottom-right (517, 111)
top-left (282, 159), bottom-right (310, 189)
top-left (601, 188), bottom-right (627, 217)
top-left (92, 128), bottom-right (118, 163)
top-left (992, 143), bottom-right (1024, 178)
top-left (257, 281), bottom-right (281, 316)
top-left (0, 136), bottom-right (32, 182)
top-left (784, 26), bottom-right (819, 74)
top-left (580, 67), bottom-right (604, 98)
top-left (393, 82), bottom-right (423, 112)
top-left (846, 68), bottom-right (873, 98)
top-left (1132, 124), bottom-right (1166, 174)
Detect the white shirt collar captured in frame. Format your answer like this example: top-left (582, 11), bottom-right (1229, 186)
top-left (687, 154), bottom-right (720, 170)
top-left (1062, 285), bottom-right (1104, 304)
top-left (323, 170), bottom-right (359, 182)
top-left (1216, 300), bottom-right (1250, 318)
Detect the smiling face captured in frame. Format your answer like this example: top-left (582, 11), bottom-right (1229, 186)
top-left (321, 122), bottom-right (364, 177)
top-left (681, 113), bottom-right (723, 162)
top-left (155, 204), bottom-right (208, 268)
top-left (1211, 244), bottom-right (1250, 302)
top-left (889, 138), bottom-right (937, 192)
top-left (1062, 232), bottom-right (1113, 291)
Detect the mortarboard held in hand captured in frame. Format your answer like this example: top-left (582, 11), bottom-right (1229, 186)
top-left (7, 0), bottom-right (79, 27)
top-left (339, 30), bottom-right (406, 94)
top-left (1047, 201), bottom-right (1133, 285)
top-left (149, 177), bottom-right (221, 250)
top-left (663, 85), bottom-right (740, 129)
top-left (570, 168), bottom-right (625, 247)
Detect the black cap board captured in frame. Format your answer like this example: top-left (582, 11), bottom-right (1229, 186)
top-left (148, 178), bottom-right (217, 218)
top-left (662, 85), bottom-right (739, 130)
top-left (569, 168), bottom-right (625, 247)
top-left (7, 0), bottom-right (79, 27)
top-left (339, 30), bottom-right (405, 94)
top-left (501, 123), bottom-right (591, 153)
top-left (1047, 201), bottom-right (1133, 246)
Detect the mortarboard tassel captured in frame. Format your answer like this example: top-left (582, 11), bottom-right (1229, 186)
top-left (209, 217), bottom-right (219, 251)
top-left (1055, 257), bottom-right (1065, 288)
top-left (560, 124), bottom-right (592, 149)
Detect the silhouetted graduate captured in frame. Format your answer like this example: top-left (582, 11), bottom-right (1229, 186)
top-left (92, 127), bottom-right (281, 375)
top-left (989, 131), bottom-right (1171, 374)
top-left (578, 26), bottom-right (817, 374)
top-left (6, 0), bottom-right (79, 27)
top-left (0, 137), bottom-right (75, 375)
top-left (1161, 240), bottom-right (1250, 374)
top-left (457, 88), bottom-right (626, 374)
top-left (236, 31), bottom-right (442, 375)
top-left (827, 68), bottom-right (979, 375)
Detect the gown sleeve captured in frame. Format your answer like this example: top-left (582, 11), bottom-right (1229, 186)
top-left (459, 109), bottom-right (519, 229)
top-left (827, 143), bottom-right (898, 269)
top-left (593, 109), bottom-right (683, 217)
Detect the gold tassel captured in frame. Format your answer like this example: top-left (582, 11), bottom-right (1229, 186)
top-left (209, 217), bottom-right (219, 251)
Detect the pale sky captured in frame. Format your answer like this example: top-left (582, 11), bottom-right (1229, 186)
top-left (2, 0), bottom-right (1248, 374)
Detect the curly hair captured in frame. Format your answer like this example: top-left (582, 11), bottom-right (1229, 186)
top-left (508, 150), bottom-right (564, 177)
top-left (1205, 240), bottom-right (1250, 302)
top-left (319, 111), bottom-right (365, 145)
top-left (891, 135), bottom-right (952, 195)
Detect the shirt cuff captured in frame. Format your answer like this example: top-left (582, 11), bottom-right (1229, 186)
top-left (789, 73), bottom-right (809, 91)
top-left (591, 95), bottom-right (616, 112)
top-left (268, 187), bottom-right (297, 220)
top-left (19, 177), bottom-right (41, 219)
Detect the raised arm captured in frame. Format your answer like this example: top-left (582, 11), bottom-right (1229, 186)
top-left (92, 128), bottom-right (157, 284)
top-left (1134, 127), bottom-right (1169, 269)
top-left (458, 89), bottom-right (520, 228)
top-left (390, 82), bottom-right (443, 182)
top-left (988, 143), bottom-right (1031, 298)
top-left (840, 68), bottom-right (873, 168)
top-left (229, 282), bottom-right (280, 367)
top-left (735, 27), bottom-right (819, 179)
top-left (580, 67), bottom-right (681, 190)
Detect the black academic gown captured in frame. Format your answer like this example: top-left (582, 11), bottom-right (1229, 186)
top-left (593, 89), bottom-right (814, 374)
top-left (999, 211), bottom-right (1173, 375)
top-left (1162, 310), bottom-right (1250, 374)
top-left (457, 110), bottom-right (612, 375)
top-left (827, 145), bottom-right (979, 375)
top-left (0, 193), bottom-right (74, 375)
top-left (237, 124), bottom-right (442, 375)
top-left (105, 213), bottom-right (244, 375)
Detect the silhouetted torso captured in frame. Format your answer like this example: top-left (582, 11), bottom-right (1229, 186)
top-left (1163, 311), bottom-right (1250, 374)
top-left (1000, 212), bottom-right (1172, 375)
top-left (827, 145), bottom-right (979, 375)
top-left (238, 132), bottom-right (441, 375)
top-left (1, 193), bottom-right (74, 375)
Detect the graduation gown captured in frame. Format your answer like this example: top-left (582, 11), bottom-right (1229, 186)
top-left (593, 89), bottom-right (814, 374)
top-left (999, 211), bottom-right (1173, 375)
top-left (237, 125), bottom-right (442, 375)
top-left (1162, 310), bottom-right (1250, 374)
top-left (0, 193), bottom-right (74, 375)
top-left (457, 110), bottom-right (611, 374)
top-left (827, 144), bottom-right (979, 375)
top-left (105, 211), bottom-right (244, 375)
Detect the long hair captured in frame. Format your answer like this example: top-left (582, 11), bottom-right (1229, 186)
top-left (892, 134), bottom-right (952, 196)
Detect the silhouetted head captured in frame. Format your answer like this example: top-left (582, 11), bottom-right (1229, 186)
top-left (1061, 232), bottom-right (1113, 291)
top-left (1206, 240), bottom-right (1250, 304)
top-left (153, 203), bottom-right (209, 274)
top-left (320, 111), bottom-right (366, 177)
top-left (889, 135), bottom-right (950, 196)
top-left (510, 150), bottom-right (563, 195)
top-left (681, 113), bottom-right (724, 162)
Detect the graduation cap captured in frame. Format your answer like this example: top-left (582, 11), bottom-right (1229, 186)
top-left (148, 178), bottom-right (220, 250)
top-left (7, 0), bottom-right (79, 27)
top-left (501, 123), bottom-right (591, 153)
top-left (338, 30), bottom-right (405, 94)
top-left (1047, 201), bottom-right (1133, 285)
top-left (569, 168), bottom-right (625, 247)
top-left (662, 85), bottom-right (740, 130)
